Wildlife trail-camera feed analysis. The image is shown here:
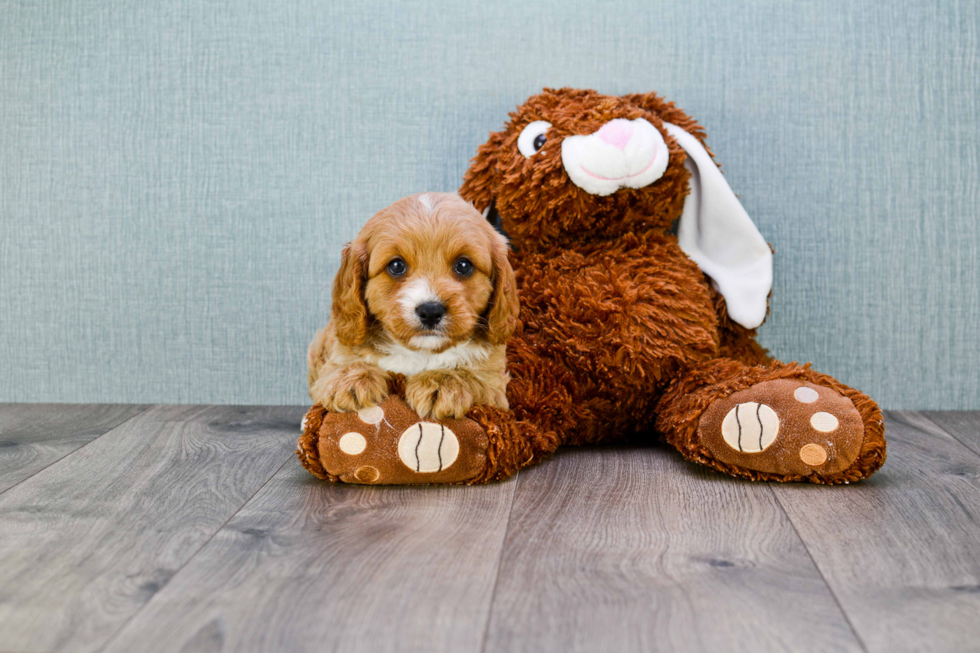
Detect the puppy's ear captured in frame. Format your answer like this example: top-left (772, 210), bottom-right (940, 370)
top-left (486, 234), bottom-right (520, 345)
top-left (331, 243), bottom-right (370, 347)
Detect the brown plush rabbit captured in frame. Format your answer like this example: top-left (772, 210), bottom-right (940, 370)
top-left (298, 87), bottom-right (885, 485)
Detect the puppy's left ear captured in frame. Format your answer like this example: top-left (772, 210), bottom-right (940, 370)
top-left (486, 233), bottom-right (520, 344)
top-left (664, 123), bottom-right (773, 329)
top-left (331, 242), bottom-right (370, 347)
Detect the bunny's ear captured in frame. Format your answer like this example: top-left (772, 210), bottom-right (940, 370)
top-left (663, 123), bottom-right (772, 329)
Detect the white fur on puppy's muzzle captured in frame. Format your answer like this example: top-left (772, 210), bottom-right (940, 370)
top-left (396, 277), bottom-right (452, 350)
top-left (398, 277), bottom-right (441, 328)
top-left (561, 118), bottom-right (669, 196)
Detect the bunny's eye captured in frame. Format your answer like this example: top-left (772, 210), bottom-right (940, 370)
top-left (517, 121), bottom-right (552, 158)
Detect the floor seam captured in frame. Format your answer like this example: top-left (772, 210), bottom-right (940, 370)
top-left (913, 410), bottom-right (980, 460)
top-left (478, 470), bottom-right (520, 653)
top-left (96, 452), bottom-right (293, 652)
top-left (0, 404), bottom-right (153, 499)
top-left (768, 483), bottom-right (870, 653)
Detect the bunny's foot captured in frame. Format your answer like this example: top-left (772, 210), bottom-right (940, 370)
top-left (298, 396), bottom-right (557, 485)
top-left (657, 360), bottom-right (886, 483)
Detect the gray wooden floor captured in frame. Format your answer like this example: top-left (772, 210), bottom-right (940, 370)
top-left (0, 406), bottom-right (978, 653)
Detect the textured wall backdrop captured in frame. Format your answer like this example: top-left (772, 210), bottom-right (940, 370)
top-left (1, 0), bottom-right (978, 408)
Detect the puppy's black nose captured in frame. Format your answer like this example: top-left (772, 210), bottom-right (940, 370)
top-left (416, 302), bottom-right (446, 328)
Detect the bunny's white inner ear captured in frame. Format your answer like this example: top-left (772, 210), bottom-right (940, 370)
top-left (663, 122), bottom-right (772, 329)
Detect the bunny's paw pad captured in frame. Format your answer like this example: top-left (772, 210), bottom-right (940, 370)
top-left (315, 396), bottom-right (489, 485)
top-left (698, 379), bottom-right (865, 477)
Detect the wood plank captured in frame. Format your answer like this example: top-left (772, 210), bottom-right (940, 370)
top-left (0, 403), bottom-right (148, 493)
top-left (922, 411), bottom-right (980, 457)
top-left (483, 446), bottom-right (861, 653)
top-left (0, 404), bottom-right (303, 653)
top-left (102, 465), bottom-right (517, 653)
top-left (772, 411), bottom-right (980, 653)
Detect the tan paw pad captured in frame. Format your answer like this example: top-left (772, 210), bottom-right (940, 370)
top-left (354, 466), bottom-right (380, 483)
top-left (698, 379), bottom-right (865, 477)
top-left (794, 386), bottom-right (819, 403)
top-left (720, 403), bottom-right (780, 452)
top-left (398, 423), bottom-right (459, 473)
top-left (338, 432), bottom-right (367, 455)
top-left (810, 412), bottom-right (839, 432)
top-left (800, 443), bottom-right (828, 466)
top-left (357, 406), bottom-right (385, 425)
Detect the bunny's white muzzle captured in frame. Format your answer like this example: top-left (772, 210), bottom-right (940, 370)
top-left (561, 118), bottom-right (670, 196)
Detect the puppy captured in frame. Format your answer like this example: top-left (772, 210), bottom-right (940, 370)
top-left (308, 192), bottom-right (520, 420)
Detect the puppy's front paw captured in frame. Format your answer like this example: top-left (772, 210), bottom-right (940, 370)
top-left (311, 364), bottom-right (389, 413)
top-left (406, 371), bottom-right (475, 420)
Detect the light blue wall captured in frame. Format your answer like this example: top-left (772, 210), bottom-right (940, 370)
top-left (1, 0), bottom-right (978, 409)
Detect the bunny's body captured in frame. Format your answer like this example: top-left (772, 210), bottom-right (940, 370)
top-left (502, 230), bottom-right (723, 445)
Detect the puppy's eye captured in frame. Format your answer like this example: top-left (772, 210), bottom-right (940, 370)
top-left (386, 258), bottom-right (407, 276)
top-left (517, 120), bottom-right (552, 158)
top-left (453, 257), bottom-right (474, 277)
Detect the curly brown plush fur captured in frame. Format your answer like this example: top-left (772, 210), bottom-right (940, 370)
top-left (300, 87), bottom-right (885, 484)
top-left (458, 90), bottom-right (767, 440)
top-left (655, 360), bottom-right (886, 483)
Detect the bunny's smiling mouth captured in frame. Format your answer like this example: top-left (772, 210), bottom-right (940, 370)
top-left (580, 151), bottom-right (658, 182)
top-left (561, 117), bottom-right (669, 196)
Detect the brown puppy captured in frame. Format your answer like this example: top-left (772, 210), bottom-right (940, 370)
top-left (308, 192), bottom-right (519, 420)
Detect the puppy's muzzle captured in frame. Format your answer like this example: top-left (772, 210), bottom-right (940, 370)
top-left (416, 301), bottom-right (446, 329)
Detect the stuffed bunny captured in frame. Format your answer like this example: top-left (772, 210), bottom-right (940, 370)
top-left (298, 88), bottom-right (885, 485)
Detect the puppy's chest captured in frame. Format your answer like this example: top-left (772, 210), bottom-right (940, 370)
top-left (374, 342), bottom-right (491, 376)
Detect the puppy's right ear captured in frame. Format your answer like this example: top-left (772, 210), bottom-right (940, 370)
top-left (331, 243), bottom-right (369, 347)
top-left (486, 233), bottom-right (521, 345)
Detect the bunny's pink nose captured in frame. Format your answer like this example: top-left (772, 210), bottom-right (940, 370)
top-left (596, 119), bottom-right (634, 150)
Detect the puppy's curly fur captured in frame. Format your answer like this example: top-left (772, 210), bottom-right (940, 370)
top-left (308, 192), bottom-right (519, 420)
